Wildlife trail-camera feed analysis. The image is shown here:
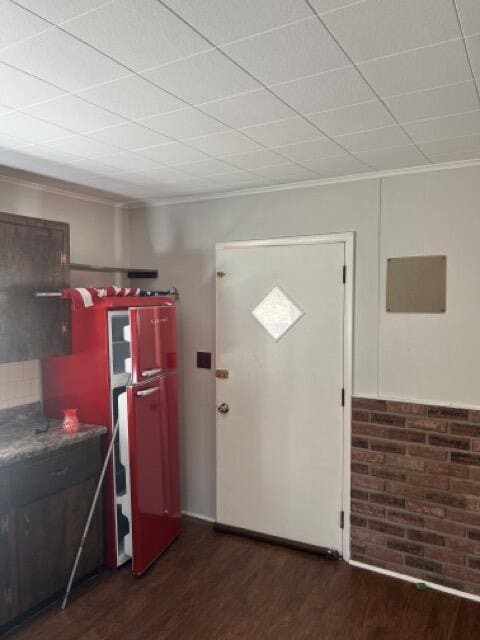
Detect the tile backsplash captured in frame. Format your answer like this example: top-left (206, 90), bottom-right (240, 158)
top-left (0, 360), bottom-right (41, 412)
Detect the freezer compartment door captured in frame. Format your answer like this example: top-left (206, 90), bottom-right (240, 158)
top-left (127, 375), bottom-right (180, 575)
top-left (129, 306), bottom-right (177, 383)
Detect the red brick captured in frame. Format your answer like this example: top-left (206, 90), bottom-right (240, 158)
top-left (450, 480), bottom-right (480, 496)
top-left (466, 497), bottom-right (480, 512)
top-left (370, 492), bottom-right (405, 508)
top-left (385, 454), bottom-right (425, 471)
top-left (371, 413), bottom-right (406, 427)
top-left (352, 475), bottom-right (385, 491)
top-left (387, 538), bottom-right (423, 555)
top-left (370, 467), bottom-right (407, 481)
top-left (387, 510), bottom-right (424, 526)
top-left (352, 422), bottom-right (386, 438)
top-left (352, 398), bottom-right (387, 411)
top-left (446, 538), bottom-right (476, 554)
top-left (449, 423), bottom-right (480, 437)
top-left (445, 565), bottom-right (480, 585)
top-left (351, 501), bottom-right (385, 518)
top-left (361, 544), bottom-right (403, 565)
top-left (385, 480), bottom-right (423, 500)
top-left (424, 461), bottom-right (469, 478)
top-left (352, 449), bottom-right (385, 464)
top-left (473, 441), bottom-right (480, 453)
top-left (428, 406), bottom-right (469, 421)
top-left (388, 429), bottom-right (425, 443)
top-left (407, 418), bottom-right (448, 433)
top-left (352, 488), bottom-right (369, 501)
top-left (467, 529), bottom-right (480, 542)
top-left (386, 401), bottom-right (428, 416)
top-left (424, 517), bottom-right (465, 537)
top-left (351, 527), bottom-right (385, 545)
top-left (367, 521), bottom-right (403, 537)
top-left (473, 469), bottom-right (480, 482)
top-left (428, 434), bottom-right (471, 451)
top-left (425, 547), bottom-right (465, 566)
top-left (470, 410), bottom-right (480, 423)
top-left (408, 529), bottom-right (445, 546)
top-left (405, 555), bottom-right (442, 575)
top-left (352, 410), bottom-right (370, 422)
top-left (468, 558), bottom-right (480, 571)
top-left (351, 514), bottom-right (367, 527)
top-left (351, 462), bottom-right (369, 475)
top-left (352, 437), bottom-right (369, 449)
top-left (448, 510), bottom-right (480, 527)
top-left (409, 474), bottom-right (448, 490)
top-left (407, 446), bottom-right (448, 461)
top-left (424, 491), bottom-right (466, 509)
top-left (406, 500), bottom-right (446, 519)
top-left (370, 440), bottom-right (406, 455)
top-left (451, 452), bottom-right (480, 467)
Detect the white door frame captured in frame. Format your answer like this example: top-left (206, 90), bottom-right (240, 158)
top-left (215, 232), bottom-right (354, 560)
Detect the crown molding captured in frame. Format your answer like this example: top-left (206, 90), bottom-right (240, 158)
top-left (126, 158), bottom-right (480, 210)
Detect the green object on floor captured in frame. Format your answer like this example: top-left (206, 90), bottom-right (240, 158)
top-left (416, 582), bottom-right (428, 590)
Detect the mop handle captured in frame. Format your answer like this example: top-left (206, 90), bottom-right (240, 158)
top-left (61, 419), bottom-right (120, 610)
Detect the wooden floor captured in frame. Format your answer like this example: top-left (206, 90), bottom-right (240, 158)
top-left (8, 517), bottom-right (480, 640)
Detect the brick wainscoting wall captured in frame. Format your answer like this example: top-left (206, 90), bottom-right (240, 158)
top-left (351, 398), bottom-right (480, 597)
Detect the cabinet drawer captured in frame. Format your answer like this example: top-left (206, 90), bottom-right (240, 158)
top-left (10, 440), bottom-right (101, 507)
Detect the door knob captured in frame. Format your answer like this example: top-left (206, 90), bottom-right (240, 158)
top-left (217, 402), bottom-right (230, 414)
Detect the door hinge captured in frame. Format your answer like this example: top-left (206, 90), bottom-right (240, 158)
top-left (341, 388), bottom-right (345, 407)
top-left (340, 511), bottom-right (345, 529)
top-left (216, 271), bottom-right (226, 278)
top-left (60, 252), bottom-right (67, 266)
top-left (342, 265), bottom-right (346, 284)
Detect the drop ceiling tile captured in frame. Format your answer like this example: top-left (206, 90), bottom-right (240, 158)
top-left (0, 28), bottom-right (128, 91)
top-left (15, 0), bottom-right (113, 24)
top-left (355, 145), bottom-right (428, 169)
top-left (308, 100), bottom-right (394, 136)
top-left (63, 156), bottom-right (121, 175)
top-left (23, 94), bottom-right (125, 133)
top-left (0, 111), bottom-right (71, 143)
top-left (79, 76), bottom-right (185, 120)
top-left (94, 151), bottom-right (160, 172)
top-left (418, 134), bottom-right (480, 157)
top-left (273, 66), bottom-right (375, 114)
top-left (143, 49), bottom-right (259, 105)
top-left (358, 40), bottom-right (471, 97)
top-left (403, 110), bottom-right (480, 143)
top-left (210, 171), bottom-right (268, 188)
top-left (174, 158), bottom-right (240, 177)
top-left (187, 130), bottom-right (263, 156)
top-left (118, 166), bottom-right (194, 186)
top-left (222, 18), bottom-right (348, 86)
top-left (0, 0), bottom-right (51, 50)
top-left (63, 0), bottom-right (211, 71)
top-left (224, 149), bottom-right (287, 170)
top-left (466, 34), bottom-right (480, 77)
top-left (0, 131), bottom-right (30, 147)
top-left (334, 125), bottom-right (412, 152)
top-left (310, 0), bottom-right (368, 14)
top-left (427, 148), bottom-right (480, 163)
top-left (0, 104), bottom-right (12, 115)
top-left (88, 122), bottom-right (170, 150)
top-left (241, 117), bottom-right (321, 147)
top-left (19, 142), bottom-right (81, 165)
top-left (321, 0), bottom-right (460, 63)
top-left (274, 137), bottom-right (346, 161)
top-left (385, 81), bottom-right (480, 123)
top-left (44, 134), bottom-right (121, 158)
top-left (0, 62), bottom-right (64, 108)
top-left (301, 154), bottom-right (370, 177)
top-left (136, 142), bottom-right (210, 165)
top-left (139, 108), bottom-right (226, 140)
top-left (200, 90), bottom-right (295, 129)
top-left (456, 0), bottom-right (480, 37)
top-left (254, 163), bottom-right (318, 182)
top-left (162, 0), bottom-right (312, 46)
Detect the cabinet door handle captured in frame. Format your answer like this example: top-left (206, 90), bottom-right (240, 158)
top-left (50, 466), bottom-right (69, 477)
top-left (136, 387), bottom-right (158, 398)
top-left (141, 368), bottom-right (163, 377)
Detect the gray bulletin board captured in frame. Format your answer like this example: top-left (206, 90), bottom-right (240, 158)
top-left (386, 255), bottom-right (447, 313)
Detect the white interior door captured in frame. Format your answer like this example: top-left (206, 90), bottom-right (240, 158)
top-left (216, 236), bottom-right (348, 555)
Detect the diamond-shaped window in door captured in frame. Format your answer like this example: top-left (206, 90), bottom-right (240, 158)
top-left (251, 286), bottom-right (305, 342)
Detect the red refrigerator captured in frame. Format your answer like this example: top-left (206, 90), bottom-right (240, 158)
top-left (42, 297), bottom-right (181, 574)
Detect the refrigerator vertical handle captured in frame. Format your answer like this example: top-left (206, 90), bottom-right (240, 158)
top-left (141, 368), bottom-right (163, 377)
top-left (136, 387), bottom-right (159, 398)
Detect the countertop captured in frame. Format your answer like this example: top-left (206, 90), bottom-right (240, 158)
top-left (0, 406), bottom-right (107, 468)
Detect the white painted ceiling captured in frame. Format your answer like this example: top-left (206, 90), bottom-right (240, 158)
top-left (0, 0), bottom-right (479, 202)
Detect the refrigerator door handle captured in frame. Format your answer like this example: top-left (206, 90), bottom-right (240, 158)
top-left (136, 387), bottom-right (159, 398)
top-left (141, 368), bottom-right (163, 377)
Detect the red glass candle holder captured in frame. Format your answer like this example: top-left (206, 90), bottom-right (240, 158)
top-left (62, 408), bottom-right (80, 434)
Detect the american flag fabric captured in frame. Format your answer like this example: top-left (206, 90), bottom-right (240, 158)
top-left (62, 287), bottom-right (171, 310)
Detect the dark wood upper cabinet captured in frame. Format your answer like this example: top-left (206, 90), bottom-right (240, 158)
top-left (0, 212), bottom-right (71, 363)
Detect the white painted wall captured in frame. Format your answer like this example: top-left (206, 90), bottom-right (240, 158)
top-left (128, 165), bottom-right (480, 520)
top-left (0, 178), bottom-right (128, 412)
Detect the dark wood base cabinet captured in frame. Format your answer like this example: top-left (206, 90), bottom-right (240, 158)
top-left (0, 439), bottom-right (103, 632)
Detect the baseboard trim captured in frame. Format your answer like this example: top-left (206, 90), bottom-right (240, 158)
top-left (349, 560), bottom-right (480, 603)
top-left (214, 522), bottom-right (341, 560)
top-left (181, 510), bottom-right (215, 523)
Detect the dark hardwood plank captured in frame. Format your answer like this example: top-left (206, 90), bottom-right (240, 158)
top-left (7, 517), bottom-right (478, 640)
